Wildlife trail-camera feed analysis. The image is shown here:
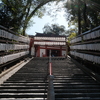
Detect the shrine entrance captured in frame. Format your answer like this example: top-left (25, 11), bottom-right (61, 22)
top-left (46, 49), bottom-right (60, 57)
top-left (31, 33), bottom-right (66, 57)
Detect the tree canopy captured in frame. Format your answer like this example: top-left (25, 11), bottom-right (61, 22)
top-left (0, 0), bottom-right (100, 36)
top-left (43, 24), bottom-right (66, 35)
top-left (64, 0), bottom-right (100, 34)
top-left (0, 0), bottom-right (61, 35)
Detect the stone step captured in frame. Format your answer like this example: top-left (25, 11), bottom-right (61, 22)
top-left (55, 89), bottom-right (100, 93)
top-left (7, 76), bottom-right (92, 79)
top-left (2, 82), bottom-right (98, 85)
top-left (55, 98), bottom-right (100, 100)
top-left (6, 79), bottom-right (95, 82)
top-left (0, 89), bottom-right (100, 93)
top-left (0, 98), bottom-right (47, 100)
top-left (0, 85), bottom-right (100, 89)
top-left (0, 93), bottom-right (47, 98)
top-left (0, 89), bottom-right (47, 93)
top-left (0, 86), bottom-right (47, 89)
top-left (55, 93), bottom-right (100, 98)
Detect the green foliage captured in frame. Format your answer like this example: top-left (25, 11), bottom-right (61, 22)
top-left (67, 32), bottom-right (76, 43)
top-left (43, 23), bottom-right (66, 35)
top-left (0, 0), bottom-right (31, 34)
top-left (64, 0), bottom-right (100, 34)
top-left (0, 0), bottom-right (61, 35)
top-left (66, 20), bottom-right (78, 43)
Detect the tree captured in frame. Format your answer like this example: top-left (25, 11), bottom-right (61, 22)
top-left (0, 0), bottom-right (61, 35)
top-left (67, 32), bottom-right (76, 43)
top-left (0, 0), bottom-right (30, 33)
top-left (64, 0), bottom-right (100, 34)
top-left (43, 24), bottom-right (66, 35)
top-left (65, 20), bottom-right (78, 43)
top-left (0, 3), bottom-right (12, 28)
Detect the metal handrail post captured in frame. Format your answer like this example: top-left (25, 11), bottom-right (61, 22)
top-left (47, 75), bottom-right (55, 100)
top-left (47, 50), bottom-right (55, 100)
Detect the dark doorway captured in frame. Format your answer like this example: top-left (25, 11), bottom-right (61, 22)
top-left (46, 49), bottom-right (60, 57)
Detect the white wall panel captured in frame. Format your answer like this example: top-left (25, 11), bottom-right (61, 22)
top-left (40, 49), bottom-right (45, 57)
top-left (62, 50), bottom-right (66, 56)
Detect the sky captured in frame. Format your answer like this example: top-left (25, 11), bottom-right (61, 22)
top-left (26, 1), bottom-right (69, 36)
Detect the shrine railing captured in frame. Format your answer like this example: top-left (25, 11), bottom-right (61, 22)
top-left (70, 26), bottom-right (100, 73)
top-left (0, 25), bottom-right (30, 72)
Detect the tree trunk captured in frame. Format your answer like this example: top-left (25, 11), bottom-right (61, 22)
top-left (83, 2), bottom-right (88, 31)
top-left (78, 0), bottom-right (81, 35)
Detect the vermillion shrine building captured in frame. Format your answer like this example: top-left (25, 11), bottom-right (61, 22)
top-left (29, 33), bottom-right (67, 57)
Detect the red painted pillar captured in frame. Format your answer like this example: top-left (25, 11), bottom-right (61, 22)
top-left (37, 46), bottom-right (40, 57)
top-left (38, 46), bottom-right (40, 57)
top-left (45, 45), bottom-right (47, 57)
top-left (60, 46), bottom-right (62, 56)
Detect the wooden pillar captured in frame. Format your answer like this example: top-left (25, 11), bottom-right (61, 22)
top-left (45, 45), bottom-right (47, 57)
top-left (36, 46), bottom-right (40, 57)
top-left (38, 46), bottom-right (40, 57)
top-left (60, 46), bottom-right (62, 56)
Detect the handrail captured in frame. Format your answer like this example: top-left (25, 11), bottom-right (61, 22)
top-left (47, 50), bottom-right (55, 100)
top-left (49, 50), bottom-right (52, 75)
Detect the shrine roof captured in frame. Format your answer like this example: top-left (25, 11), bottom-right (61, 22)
top-left (35, 32), bottom-right (66, 37)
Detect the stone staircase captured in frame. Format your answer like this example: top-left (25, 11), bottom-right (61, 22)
top-left (0, 57), bottom-right (100, 100)
top-left (0, 57), bottom-right (49, 100)
top-left (52, 58), bottom-right (100, 100)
